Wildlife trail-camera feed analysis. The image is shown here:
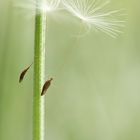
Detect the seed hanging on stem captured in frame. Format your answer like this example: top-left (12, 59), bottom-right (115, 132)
top-left (41, 78), bottom-right (53, 96)
top-left (19, 63), bottom-right (33, 83)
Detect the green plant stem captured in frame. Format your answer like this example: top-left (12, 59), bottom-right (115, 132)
top-left (33, 2), bottom-right (46, 140)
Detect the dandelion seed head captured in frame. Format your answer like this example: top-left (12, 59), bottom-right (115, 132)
top-left (15, 0), bottom-right (125, 37)
top-left (39, 0), bottom-right (61, 13)
top-left (15, 0), bottom-right (61, 15)
top-left (62, 0), bottom-right (124, 37)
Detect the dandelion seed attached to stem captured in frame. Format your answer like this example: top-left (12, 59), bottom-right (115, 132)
top-left (41, 78), bottom-right (53, 96)
top-left (19, 63), bottom-right (33, 83)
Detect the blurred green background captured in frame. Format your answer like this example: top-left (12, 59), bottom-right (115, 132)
top-left (0, 0), bottom-right (140, 140)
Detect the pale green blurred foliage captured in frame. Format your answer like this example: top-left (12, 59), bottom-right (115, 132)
top-left (0, 0), bottom-right (140, 140)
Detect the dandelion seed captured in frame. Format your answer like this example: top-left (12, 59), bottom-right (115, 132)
top-left (19, 63), bottom-right (33, 83)
top-left (62, 0), bottom-right (125, 37)
top-left (41, 78), bottom-right (53, 96)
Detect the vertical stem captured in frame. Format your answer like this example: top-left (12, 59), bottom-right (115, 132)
top-left (33, 1), bottom-right (46, 140)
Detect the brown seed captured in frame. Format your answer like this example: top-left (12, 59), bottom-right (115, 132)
top-left (41, 78), bottom-right (53, 96)
top-left (19, 63), bottom-right (33, 83)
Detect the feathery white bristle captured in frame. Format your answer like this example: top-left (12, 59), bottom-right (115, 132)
top-left (62, 0), bottom-right (124, 37)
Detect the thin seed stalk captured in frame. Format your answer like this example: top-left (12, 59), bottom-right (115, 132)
top-left (33, 1), bottom-right (46, 140)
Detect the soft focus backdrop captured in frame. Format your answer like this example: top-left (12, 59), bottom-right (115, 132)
top-left (0, 0), bottom-right (140, 140)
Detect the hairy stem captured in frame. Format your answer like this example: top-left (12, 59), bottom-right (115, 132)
top-left (33, 1), bottom-right (46, 140)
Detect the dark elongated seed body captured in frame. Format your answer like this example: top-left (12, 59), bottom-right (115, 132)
top-left (19, 63), bottom-right (33, 83)
top-left (41, 78), bottom-right (53, 96)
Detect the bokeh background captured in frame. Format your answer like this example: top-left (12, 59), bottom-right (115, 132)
top-left (0, 0), bottom-right (140, 140)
